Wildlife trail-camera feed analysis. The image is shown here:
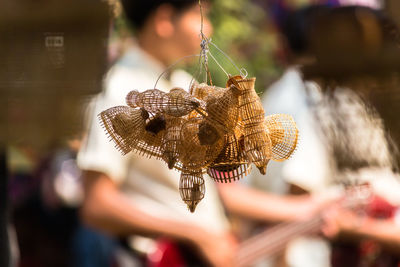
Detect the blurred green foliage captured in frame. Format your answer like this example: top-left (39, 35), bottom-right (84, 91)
top-left (206, 0), bottom-right (283, 93)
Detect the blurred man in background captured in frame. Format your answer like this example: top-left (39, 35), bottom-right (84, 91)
top-left (250, 4), bottom-right (400, 267)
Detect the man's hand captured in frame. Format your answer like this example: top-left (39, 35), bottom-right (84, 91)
top-left (295, 191), bottom-right (343, 221)
top-left (194, 230), bottom-right (238, 267)
top-left (322, 205), bottom-right (364, 238)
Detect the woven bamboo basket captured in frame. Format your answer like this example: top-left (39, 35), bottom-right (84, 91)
top-left (126, 88), bottom-right (200, 117)
top-left (204, 85), bottom-right (241, 133)
top-left (99, 74), bottom-right (300, 212)
top-left (126, 89), bottom-right (165, 111)
top-left (265, 114), bottom-right (299, 161)
top-left (179, 170), bottom-right (205, 212)
top-left (130, 113), bottom-right (165, 159)
top-left (179, 117), bottom-right (225, 170)
top-left (227, 76), bottom-right (271, 174)
top-left (207, 132), bottom-right (251, 183)
top-left (190, 82), bottom-right (217, 100)
top-left (162, 116), bottom-right (184, 169)
top-left (244, 126), bottom-right (271, 175)
top-left (233, 77), bottom-right (265, 125)
top-left (98, 106), bottom-right (148, 155)
top-left (197, 120), bottom-right (222, 146)
top-left (163, 87), bottom-right (201, 117)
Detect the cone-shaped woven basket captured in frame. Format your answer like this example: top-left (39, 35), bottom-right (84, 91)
top-left (190, 82), bottom-right (217, 100)
top-left (133, 113), bottom-right (165, 159)
top-left (179, 170), bottom-right (205, 212)
top-left (265, 114), bottom-right (299, 162)
top-left (126, 88), bottom-right (200, 117)
top-left (98, 106), bottom-right (148, 155)
top-left (162, 116), bottom-right (184, 169)
top-left (227, 76), bottom-right (271, 174)
top-left (204, 85), bottom-right (241, 134)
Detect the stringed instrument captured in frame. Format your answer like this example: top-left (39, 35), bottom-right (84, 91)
top-left (145, 215), bottom-right (323, 267)
top-left (147, 185), bottom-right (372, 267)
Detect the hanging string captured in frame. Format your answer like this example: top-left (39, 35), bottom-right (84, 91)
top-left (154, 0), bottom-right (248, 90)
top-left (198, 0), bottom-right (247, 82)
top-left (153, 54), bottom-right (200, 89)
top-left (209, 41), bottom-right (248, 78)
top-left (198, 0), bottom-right (213, 85)
top-left (199, 0), bottom-right (205, 40)
top-left (208, 49), bottom-right (229, 77)
top-left (189, 56), bottom-right (203, 93)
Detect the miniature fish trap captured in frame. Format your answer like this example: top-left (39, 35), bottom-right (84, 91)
top-left (207, 132), bottom-right (251, 183)
top-left (99, 76), bottom-right (299, 212)
top-left (179, 170), bottom-right (205, 213)
top-left (98, 2), bottom-right (299, 212)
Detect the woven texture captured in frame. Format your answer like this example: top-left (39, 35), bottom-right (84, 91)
top-left (230, 76), bottom-right (272, 174)
top-left (179, 171), bottom-right (205, 212)
top-left (204, 85), bottom-right (241, 133)
top-left (99, 106), bottom-right (148, 155)
top-left (161, 116), bottom-right (183, 169)
top-left (265, 114), bottom-right (299, 162)
top-left (190, 82), bottom-right (216, 100)
top-left (179, 117), bottom-right (224, 171)
top-left (207, 132), bottom-right (251, 183)
top-left (126, 88), bottom-right (200, 117)
top-left (99, 78), bottom-right (299, 212)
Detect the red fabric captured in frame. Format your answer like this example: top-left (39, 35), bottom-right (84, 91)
top-left (360, 195), bottom-right (398, 266)
top-left (366, 195), bottom-right (396, 219)
top-left (147, 239), bottom-right (186, 267)
top-left (332, 193), bottom-right (400, 267)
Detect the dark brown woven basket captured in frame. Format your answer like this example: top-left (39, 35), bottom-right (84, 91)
top-left (179, 117), bottom-right (225, 170)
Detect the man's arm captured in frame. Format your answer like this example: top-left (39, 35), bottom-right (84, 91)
top-left (218, 183), bottom-right (328, 222)
top-left (323, 208), bottom-right (400, 253)
top-left (347, 216), bottom-right (400, 251)
top-left (80, 170), bottom-right (238, 267)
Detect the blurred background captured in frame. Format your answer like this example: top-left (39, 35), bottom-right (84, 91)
top-left (2, 0), bottom-right (400, 266)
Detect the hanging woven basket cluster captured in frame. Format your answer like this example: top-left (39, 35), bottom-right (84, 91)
top-left (99, 75), bottom-right (298, 212)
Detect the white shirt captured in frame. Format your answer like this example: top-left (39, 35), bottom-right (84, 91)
top-left (78, 45), bottom-right (229, 234)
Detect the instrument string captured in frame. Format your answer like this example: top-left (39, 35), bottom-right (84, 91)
top-left (237, 216), bottom-right (322, 266)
